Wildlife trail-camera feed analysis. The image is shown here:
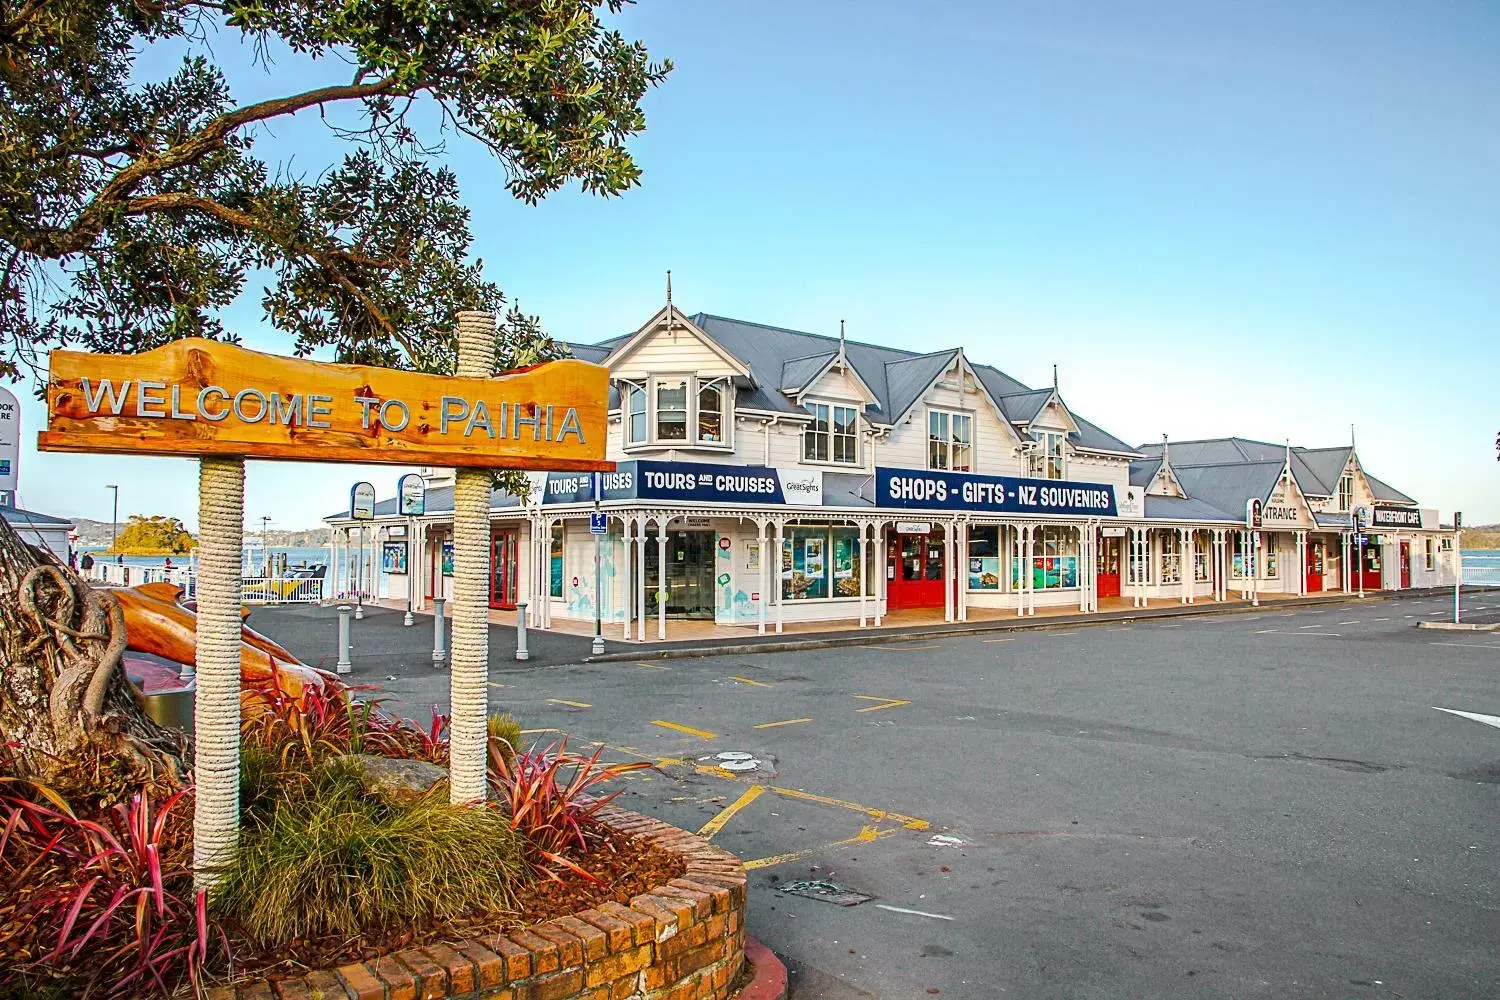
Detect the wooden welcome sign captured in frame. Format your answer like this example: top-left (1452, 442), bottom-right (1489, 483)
top-left (39, 338), bottom-right (611, 470)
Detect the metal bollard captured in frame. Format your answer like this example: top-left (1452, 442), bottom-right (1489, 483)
top-left (515, 600), bottom-right (530, 662)
top-left (336, 605), bottom-right (353, 675)
top-left (432, 597), bottom-right (447, 665)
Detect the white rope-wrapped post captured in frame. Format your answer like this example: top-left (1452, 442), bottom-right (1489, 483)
top-left (450, 310), bottom-right (496, 803)
top-left (193, 455), bottom-right (245, 888)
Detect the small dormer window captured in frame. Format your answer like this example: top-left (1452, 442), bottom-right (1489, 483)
top-left (1337, 473), bottom-right (1353, 511)
top-left (804, 402), bottom-right (859, 465)
top-left (928, 409), bottom-right (972, 472)
top-left (1028, 430), bottom-right (1065, 480)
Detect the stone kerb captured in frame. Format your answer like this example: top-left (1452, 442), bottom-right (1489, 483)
top-left (211, 807), bottom-right (747, 1000)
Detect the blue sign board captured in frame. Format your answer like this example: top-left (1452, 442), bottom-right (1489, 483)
top-left (588, 512), bottom-right (608, 534)
top-left (540, 460), bottom-right (823, 507)
top-left (875, 467), bottom-right (1118, 517)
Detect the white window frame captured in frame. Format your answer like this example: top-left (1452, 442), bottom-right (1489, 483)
top-left (803, 400), bottom-right (860, 466)
top-left (623, 375), bottom-right (734, 451)
top-left (1028, 429), bottom-right (1066, 480)
top-left (927, 408), bottom-right (973, 472)
top-left (622, 381), bottom-right (647, 445)
top-left (1160, 530), bottom-right (1181, 585)
top-left (697, 377), bottom-right (728, 445)
top-left (1337, 473), bottom-right (1353, 512)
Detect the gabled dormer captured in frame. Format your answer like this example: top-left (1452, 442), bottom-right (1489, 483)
top-left (784, 335), bottom-right (882, 468)
top-left (606, 306), bottom-right (753, 452)
top-left (1138, 437), bottom-right (1186, 498)
top-left (1000, 384), bottom-right (1083, 480)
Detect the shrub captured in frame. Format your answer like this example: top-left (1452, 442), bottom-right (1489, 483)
top-left (487, 712), bottom-right (522, 769)
top-left (487, 738), bottom-right (650, 881)
top-left (0, 782), bottom-right (226, 997)
top-left (212, 757), bottom-right (522, 948)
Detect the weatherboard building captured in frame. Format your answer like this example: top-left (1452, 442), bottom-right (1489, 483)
top-left (326, 306), bottom-right (1459, 639)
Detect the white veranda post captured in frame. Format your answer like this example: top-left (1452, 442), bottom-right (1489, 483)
top-left (449, 310), bottom-right (496, 804)
top-left (193, 454), bottom-right (245, 888)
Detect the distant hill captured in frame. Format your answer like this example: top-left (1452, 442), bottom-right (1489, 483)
top-left (70, 516), bottom-right (328, 549)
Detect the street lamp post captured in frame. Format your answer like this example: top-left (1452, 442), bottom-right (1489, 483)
top-left (106, 484), bottom-right (119, 553)
top-left (260, 516), bottom-right (272, 576)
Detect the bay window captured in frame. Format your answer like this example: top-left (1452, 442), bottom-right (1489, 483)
top-left (804, 402), bottom-right (859, 465)
top-left (1028, 430), bottom-right (1065, 479)
top-left (621, 375), bottom-right (733, 449)
top-left (782, 525), bottom-right (863, 600)
top-left (928, 409), bottom-right (973, 471)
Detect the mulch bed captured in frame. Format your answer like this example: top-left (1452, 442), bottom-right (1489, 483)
top-left (236, 824), bottom-right (687, 981)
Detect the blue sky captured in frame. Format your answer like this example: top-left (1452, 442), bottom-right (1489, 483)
top-left (16, 0), bottom-right (1500, 530)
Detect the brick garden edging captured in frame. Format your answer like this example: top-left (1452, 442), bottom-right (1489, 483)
top-left (210, 805), bottom-right (747, 1000)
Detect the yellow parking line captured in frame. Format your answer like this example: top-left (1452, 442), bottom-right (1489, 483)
top-left (729, 675), bottom-right (772, 687)
top-left (546, 698), bottom-right (591, 709)
top-left (753, 718), bottom-right (812, 729)
top-left (696, 785), bottom-right (765, 840)
top-left (635, 661), bottom-right (672, 670)
top-left (743, 825), bottom-right (898, 871)
top-left (520, 727), bottom-right (562, 735)
top-left (652, 720), bottom-right (718, 739)
top-left (768, 786), bottom-right (928, 829)
top-left (854, 694), bottom-right (911, 713)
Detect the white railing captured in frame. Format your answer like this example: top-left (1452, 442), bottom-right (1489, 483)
top-left (1463, 565), bottom-right (1500, 587)
top-left (239, 576), bottom-right (324, 604)
top-left (83, 563), bottom-right (195, 592)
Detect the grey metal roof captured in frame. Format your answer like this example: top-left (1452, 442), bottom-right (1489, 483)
top-left (1314, 512), bottom-right (1352, 528)
top-left (1171, 461), bottom-right (1285, 523)
top-left (2, 506), bottom-right (75, 528)
top-left (1130, 459), bottom-right (1162, 487)
top-left (325, 483), bottom-right (520, 521)
top-left (1144, 496), bottom-right (1237, 522)
top-left (996, 389), bottom-right (1052, 424)
top-left (1365, 473), bottom-right (1416, 504)
top-left (780, 352), bottom-right (837, 392)
top-left (1293, 447), bottom-right (1350, 496)
top-left (593, 313), bottom-right (1137, 451)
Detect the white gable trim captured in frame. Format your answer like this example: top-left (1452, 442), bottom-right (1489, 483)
top-left (795, 356), bottom-right (880, 407)
top-left (892, 351), bottom-right (1025, 445)
top-left (603, 306), bottom-right (752, 379)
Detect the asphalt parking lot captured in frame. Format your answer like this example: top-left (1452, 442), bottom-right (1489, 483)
top-left (261, 592), bottom-right (1500, 999)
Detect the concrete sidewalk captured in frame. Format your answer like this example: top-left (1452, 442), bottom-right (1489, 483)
top-left (247, 586), bottom-right (1479, 680)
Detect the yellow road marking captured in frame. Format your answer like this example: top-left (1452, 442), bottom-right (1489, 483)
top-left (635, 661), bottom-right (672, 670)
top-left (854, 694), bottom-right (911, 713)
top-left (546, 698), bottom-right (592, 709)
top-left (729, 675), bottom-right (773, 687)
top-left (754, 718), bottom-right (812, 729)
top-left (652, 720), bottom-right (718, 739)
top-left (696, 785), bottom-right (765, 840)
top-left (768, 786), bottom-right (928, 829)
top-left (520, 728), bottom-right (562, 735)
top-left (743, 825), bottom-right (901, 871)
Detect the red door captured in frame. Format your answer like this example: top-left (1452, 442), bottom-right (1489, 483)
top-left (1305, 539), bottom-right (1324, 593)
top-left (489, 528), bottom-right (519, 609)
top-left (1358, 538), bottom-right (1382, 592)
top-left (1399, 541), bottom-right (1411, 589)
top-left (1096, 534), bottom-right (1122, 599)
top-left (886, 531), bottom-right (945, 609)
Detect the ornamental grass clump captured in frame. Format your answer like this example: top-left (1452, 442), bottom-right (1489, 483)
top-left (213, 756), bottom-right (522, 949)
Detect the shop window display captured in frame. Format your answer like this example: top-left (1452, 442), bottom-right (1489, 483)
top-left (1012, 526), bottom-right (1078, 589)
top-left (783, 525), bottom-right (862, 600)
top-left (1160, 531), bottom-right (1181, 585)
top-left (1193, 533), bottom-right (1210, 582)
top-left (549, 525), bottom-right (563, 598)
top-left (968, 525), bottom-right (1001, 591)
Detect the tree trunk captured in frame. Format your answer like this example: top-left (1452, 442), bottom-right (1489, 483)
top-left (0, 516), bottom-right (189, 802)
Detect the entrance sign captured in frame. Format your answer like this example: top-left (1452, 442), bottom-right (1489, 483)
top-left (0, 386), bottom-right (18, 493)
top-left (397, 473), bottom-right (426, 517)
top-left (877, 467), bottom-right (1117, 517)
top-left (350, 482), bottom-right (376, 520)
top-left (40, 338), bottom-right (610, 470)
top-left (1370, 505), bottom-right (1420, 529)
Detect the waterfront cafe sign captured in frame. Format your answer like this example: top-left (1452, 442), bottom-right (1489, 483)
top-left (39, 338), bottom-right (610, 470)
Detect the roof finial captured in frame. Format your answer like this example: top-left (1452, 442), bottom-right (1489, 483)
top-left (1162, 432), bottom-right (1169, 464)
top-left (665, 269), bottom-right (674, 335)
top-left (1350, 422), bottom-right (1355, 450)
top-left (838, 319), bottom-right (846, 363)
top-left (1052, 363), bottom-right (1059, 393)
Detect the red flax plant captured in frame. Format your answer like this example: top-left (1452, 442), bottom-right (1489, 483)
top-left (0, 779), bottom-right (228, 997)
top-left (486, 736), bottom-right (650, 882)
